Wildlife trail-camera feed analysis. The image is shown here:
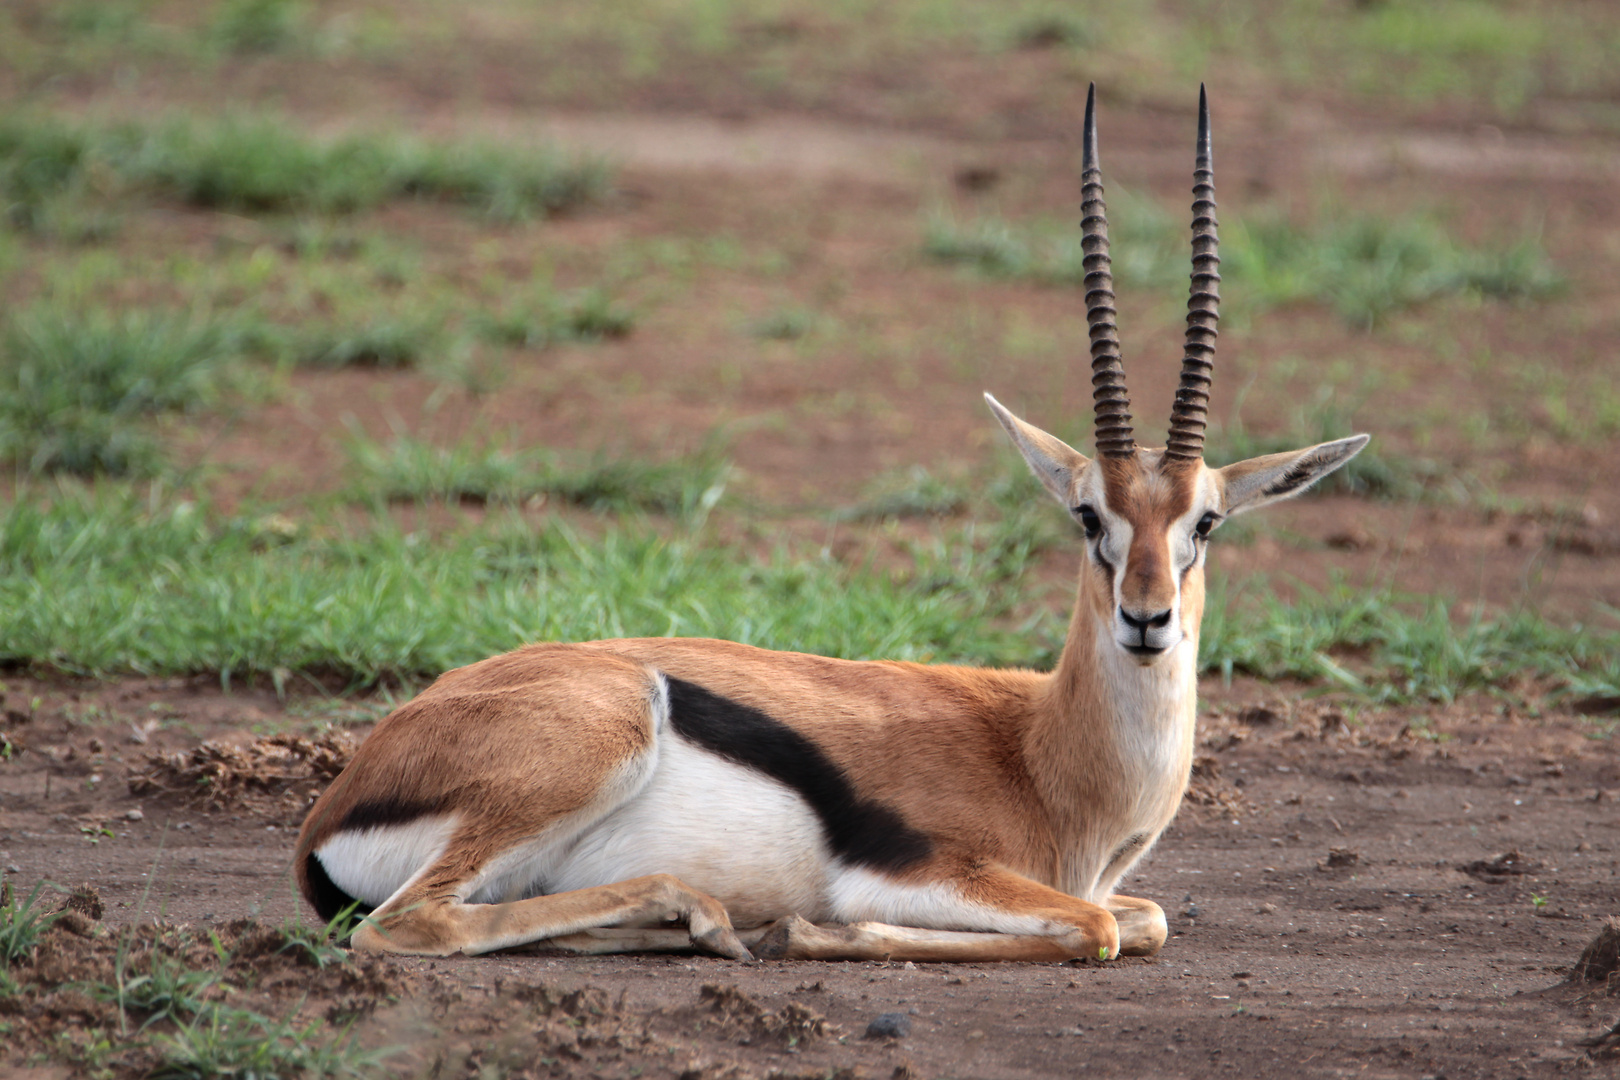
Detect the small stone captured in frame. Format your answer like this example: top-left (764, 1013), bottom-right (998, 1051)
top-left (865, 1013), bottom-right (911, 1039)
top-left (1258, 902), bottom-right (1278, 915)
top-left (123, 808), bottom-right (144, 822)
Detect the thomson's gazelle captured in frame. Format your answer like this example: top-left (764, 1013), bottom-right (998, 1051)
top-left (295, 87), bottom-right (1367, 962)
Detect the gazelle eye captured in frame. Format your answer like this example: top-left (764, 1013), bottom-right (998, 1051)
top-left (1194, 511), bottom-right (1220, 540)
top-left (1075, 504), bottom-right (1102, 539)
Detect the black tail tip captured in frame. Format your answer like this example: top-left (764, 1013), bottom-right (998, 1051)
top-left (302, 851), bottom-right (372, 926)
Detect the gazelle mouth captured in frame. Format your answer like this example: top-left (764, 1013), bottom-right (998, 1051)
top-left (1123, 643), bottom-right (1169, 658)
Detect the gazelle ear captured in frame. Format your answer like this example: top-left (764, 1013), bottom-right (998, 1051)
top-left (985, 393), bottom-right (1090, 506)
top-left (1217, 435), bottom-right (1370, 515)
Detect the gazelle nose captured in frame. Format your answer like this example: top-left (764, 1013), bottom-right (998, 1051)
top-left (1119, 608), bottom-right (1173, 633)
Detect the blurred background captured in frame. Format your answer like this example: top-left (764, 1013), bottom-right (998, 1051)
top-left (0, 0), bottom-right (1617, 696)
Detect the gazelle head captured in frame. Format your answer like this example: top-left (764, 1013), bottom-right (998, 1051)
top-left (988, 86), bottom-right (1368, 665)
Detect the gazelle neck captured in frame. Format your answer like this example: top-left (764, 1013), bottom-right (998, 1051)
top-left (1027, 566), bottom-right (1201, 827)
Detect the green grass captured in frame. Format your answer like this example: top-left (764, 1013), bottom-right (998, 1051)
top-left (0, 488), bottom-right (1612, 705)
top-left (0, 489), bottom-right (1028, 687)
top-left (0, 305), bottom-right (236, 476)
top-left (345, 435), bottom-right (730, 519)
top-left (207, 0), bottom-right (306, 55)
top-left (834, 465), bottom-right (971, 521)
top-left (924, 204), bottom-right (1561, 328)
top-left (1200, 578), bottom-right (1620, 705)
top-left (100, 949), bottom-right (222, 1031)
top-left (273, 317), bottom-right (440, 370)
top-left (473, 288), bottom-right (636, 348)
top-left (0, 877), bottom-right (60, 965)
top-left (0, 113), bottom-right (610, 225)
top-left (745, 306), bottom-right (819, 342)
top-left (150, 1006), bottom-right (379, 1080)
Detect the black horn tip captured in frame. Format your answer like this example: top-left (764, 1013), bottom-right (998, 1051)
top-left (1083, 83), bottom-right (1098, 171)
top-left (1197, 85), bottom-right (1210, 157)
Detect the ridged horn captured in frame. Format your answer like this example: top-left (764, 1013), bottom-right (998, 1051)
top-left (1164, 84), bottom-right (1220, 465)
top-left (1081, 83), bottom-right (1135, 460)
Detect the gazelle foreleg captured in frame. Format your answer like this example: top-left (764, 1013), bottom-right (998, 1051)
top-left (536, 900), bottom-right (1167, 961)
top-left (1106, 895), bottom-right (1168, 956)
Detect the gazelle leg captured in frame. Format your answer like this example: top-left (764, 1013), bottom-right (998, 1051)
top-left (1106, 895), bottom-right (1168, 956)
top-left (754, 915), bottom-right (1088, 962)
top-left (539, 904), bottom-right (1162, 962)
top-left (1108, 893), bottom-right (1172, 952)
top-left (538, 926), bottom-right (775, 956)
top-left (351, 873), bottom-right (753, 961)
top-left (814, 864), bottom-right (1120, 960)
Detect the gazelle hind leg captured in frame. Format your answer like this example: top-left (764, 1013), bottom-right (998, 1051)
top-left (352, 873), bottom-right (753, 961)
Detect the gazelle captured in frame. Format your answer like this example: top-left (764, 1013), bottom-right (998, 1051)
top-left (295, 86), bottom-right (1366, 963)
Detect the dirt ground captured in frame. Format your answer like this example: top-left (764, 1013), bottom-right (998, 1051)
top-left (5, 4), bottom-right (1620, 1077)
top-left (3, 672), bottom-right (1619, 1078)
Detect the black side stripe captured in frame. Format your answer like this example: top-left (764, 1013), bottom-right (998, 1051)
top-left (663, 676), bottom-right (933, 874)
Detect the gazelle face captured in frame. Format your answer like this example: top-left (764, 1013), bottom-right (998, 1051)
top-left (984, 393), bottom-right (1368, 666)
top-left (1072, 454), bottom-right (1214, 660)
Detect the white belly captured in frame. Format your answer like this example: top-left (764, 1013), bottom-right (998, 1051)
top-left (545, 736), bottom-right (833, 925)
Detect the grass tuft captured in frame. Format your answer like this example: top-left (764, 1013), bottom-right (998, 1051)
top-left (835, 466), bottom-right (971, 521)
top-left (1200, 579), bottom-right (1620, 704)
top-left (286, 318), bottom-right (438, 369)
top-left (149, 1005), bottom-right (380, 1079)
top-left (924, 204), bottom-right (1560, 326)
top-left (0, 877), bottom-right (60, 966)
top-left (0, 305), bottom-right (233, 476)
top-left (0, 113), bottom-right (609, 222)
top-left (208, 0), bottom-right (306, 55)
top-left (345, 434), bottom-right (729, 518)
top-left (473, 289), bottom-right (635, 349)
top-left (745, 307), bottom-right (819, 341)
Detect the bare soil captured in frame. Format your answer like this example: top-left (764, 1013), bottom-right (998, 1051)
top-left (3, 675), bottom-right (1620, 1078)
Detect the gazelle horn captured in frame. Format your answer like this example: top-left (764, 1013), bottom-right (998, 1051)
top-left (1081, 83), bottom-right (1135, 460)
top-left (1164, 84), bottom-right (1219, 465)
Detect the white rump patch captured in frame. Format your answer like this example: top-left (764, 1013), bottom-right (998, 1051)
top-left (315, 814), bottom-right (459, 908)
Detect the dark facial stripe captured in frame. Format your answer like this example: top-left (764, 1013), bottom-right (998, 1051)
top-left (303, 851), bottom-right (372, 925)
top-left (664, 676), bottom-right (933, 874)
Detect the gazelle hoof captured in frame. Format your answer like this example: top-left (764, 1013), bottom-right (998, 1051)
top-left (693, 925), bottom-right (755, 962)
